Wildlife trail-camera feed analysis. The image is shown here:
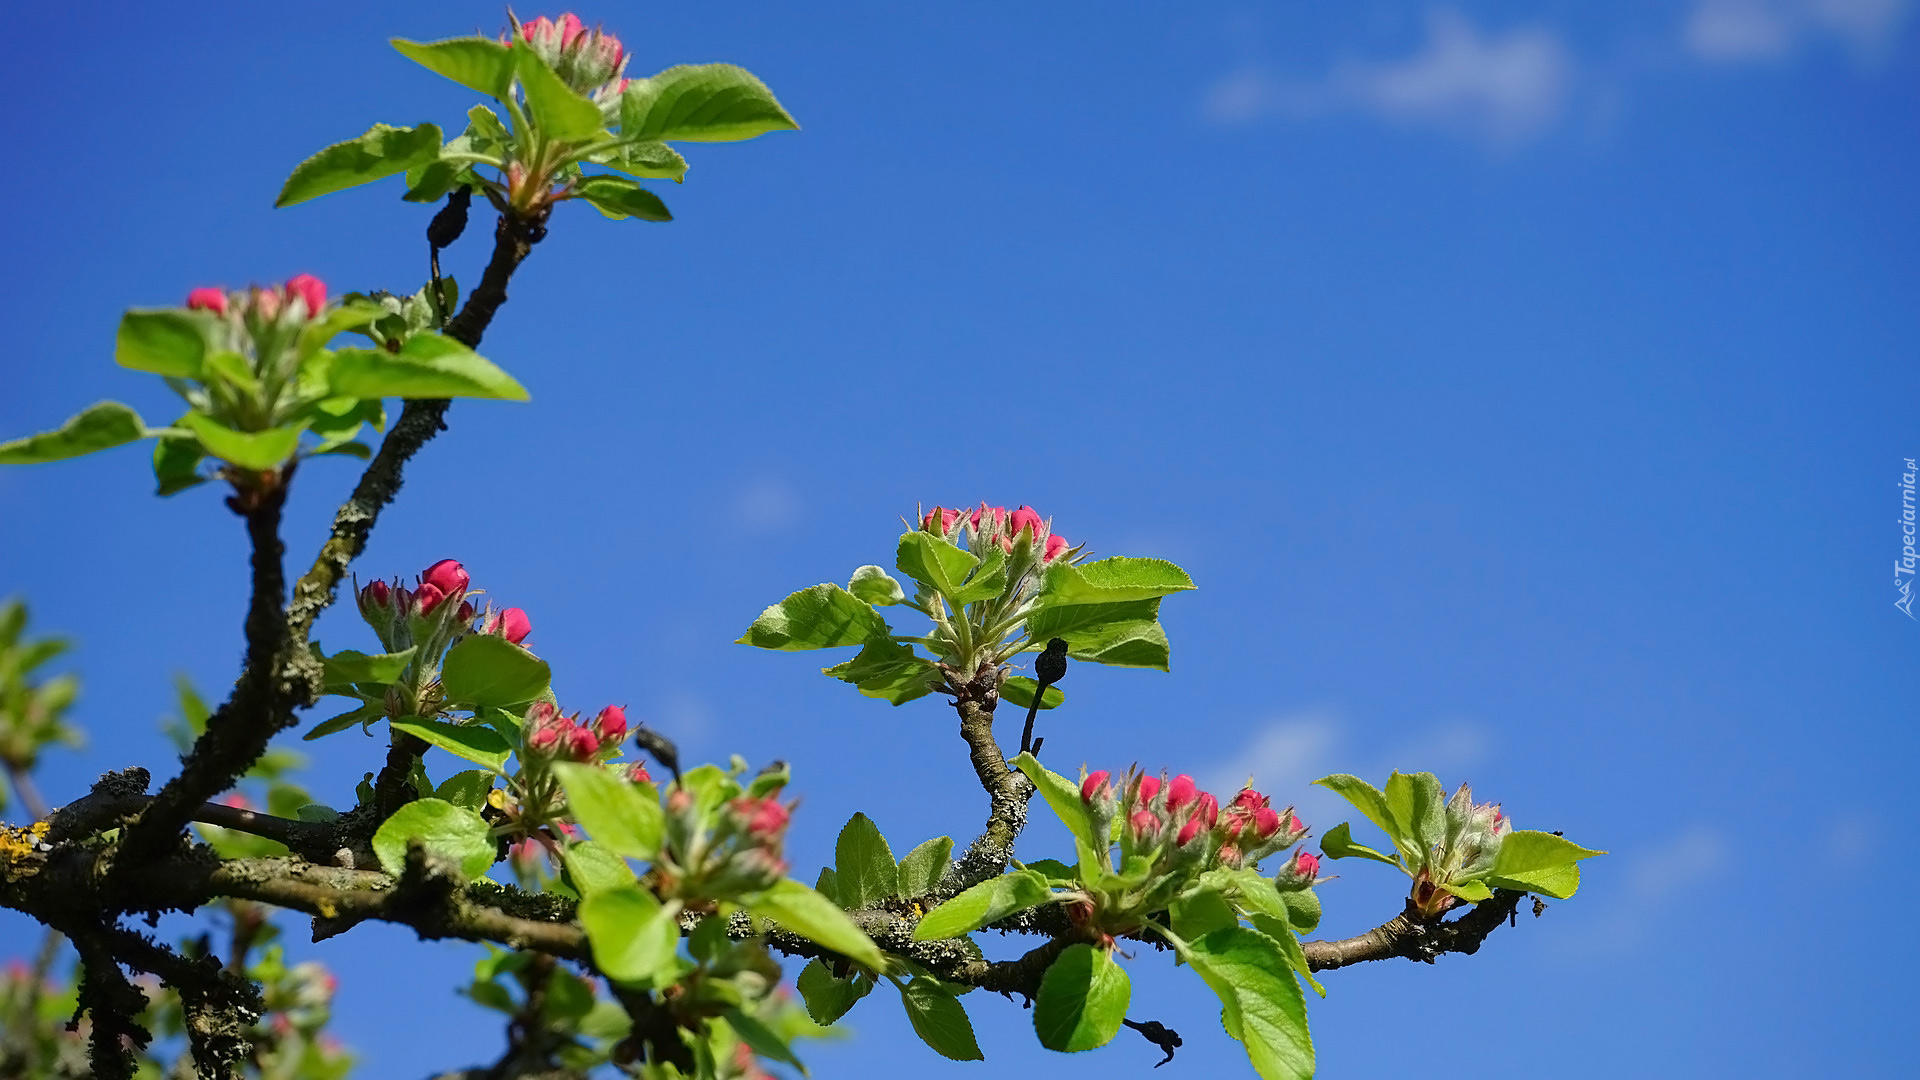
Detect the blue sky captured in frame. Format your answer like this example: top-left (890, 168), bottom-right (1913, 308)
top-left (2, 1), bottom-right (1916, 1075)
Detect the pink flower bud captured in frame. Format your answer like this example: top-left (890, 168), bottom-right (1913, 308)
top-left (621, 761), bottom-right (652, 785)
top-left (1136, 774), bottom-right (1161, 803)
top-left (421, 559), bottom-right (470, 597)
top-left (733, 796), bottom-right (791, 841)
top-left (358, 579), bottom-right (392, 612)
top-left (1009, 505), bottom-right (1044, 541)
top-left (413, 583), bottom-right (447, 615)
top-left (456, 600), bottom-right (475, 622)
top-left (1166, 774), bottom-right (1199, 812)
top-left (972, 504), bottom-right (1007, 532)
top-left (251, 286), bottom-right (282, 321)
top-left (1044, 533), bottom-right (1069, 562)
top-left (1231, 787), bottom-right (1267, 812)
top-left (1081, 770), bottom-right (1111, 803)
top-left (566, 726), bottom-right (600, 760)
top-left (284, 273), bottom-right (326, 317)
top-left (483, 606), bottom-right (532, 645)
top-left (593, 705), bottom-right (627, 742)
top-left (922, 505), bottom-right (960, 534)
top-left (1177, 815), bottom-right (1206, 846)
top-left (1193, 791), bottom-right (1220, 829)
top-left (1252, 806), bottom-right (1282, 839)
top-left (558, 13), bottom-right (585, 45)
top-left (528, 725), bottom-right (562, 752)
top-left (186, 287), bottom-right (228, 315)
top-left (1275, 849), bottom-right (1321, 890)
top-left (1128, 808), bottom-right (1162, 844)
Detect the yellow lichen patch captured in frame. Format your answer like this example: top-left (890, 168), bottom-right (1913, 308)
top-left (1, 821), bottom-right (51, 881)
top-left (315, 897), bottom-right (338, 919)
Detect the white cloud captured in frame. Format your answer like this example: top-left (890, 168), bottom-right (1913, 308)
top-left (731, 478), bottom-right (800, 532)
top-left (1685, 0), bottom-right (1912, 63)
top-left (1204, 8), bottom-right (1574, 146)
top-left (1203, 710), bottom-right (1340, 800)
top-left (1565, 823), bottom-right (1730, 954)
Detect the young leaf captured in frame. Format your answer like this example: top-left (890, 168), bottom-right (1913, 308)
top-left (152, 432), bottom-right (207, 494)
top-left (179, 414), bottom-right (302, 471)
top-left (833, 813), bottom-right (898, 909)
top-left (796, 959), bottom-right (875, 1026)
top-left (562, 840), bottom-right (637, 896)
top-left (619, 64), bottom-right (799, 143)
top-left (580, 886), bottom-right (683, 985)
top-left (911, 868), bottom-right (1052, 941)
top-left (573, 175), bottom-right (673, 222)
top-left (1181, 927), bottom-right (1314, 1080)
top-left (434, 769), bottom-right (496, 810)
top-left (723, 1008), bottom-right (808, 1074)
top-left (1384, 771), bottom-right (1446, 859)
top-left (391, 717), bottom-right (512, 772)
top-left (551, 761), bottom-right (663, 860)
top-left (302, 703), bottom-right (379, 741)
top-left (999, 677), bottom-right (1063, 711)
top-left (945, 544), bottom-right (1008, 607)
top-left (894, 531), bottom-right (979, 598)
top-left (895, 979), bottom-right (983, 1062)
top-left (822, 639), bottom-right (940, 705)
top-left (328, 334), bottom-right (529, 401)
top-left (737, 584), bottom-right (891, 650)
top-left (390, 37), bottom-right (514, 98)
top-left (1031, 557), bottom-right (1195, 608)
top-left (371, 798), bottom-right (496, 879)
top-left (747, 879), bottom-right (887, 970)
top-left (116, 310), bottom-right (209, 377)
top-left (1486, 830), bottom-right (1605, 900)
top-left (1245, 914), bottom-right (1327, 999)
top-left (1171, 887), bottom-right (1240, 941)
top-left (1319, 821), bottom-right (1400, 867)
top-left (1313, 775), bottom-right (1401, 846)
top-left (516, 47), bottom-right (604, 141)
top-left (1023, 599), bottom-right (1172, 670)
top-left (591, 139), bottom-right (689, 182)
top-left (440, 634), bottom-right (551, 707)
top-left (276, 123), bottom-right (445, 208)
top-left (896, 836), bottom-right (953, 899)
top-left (1440, 879), bottom-right (1495, 902)
top-left (1009, 751), bottom-right (1100, 854)
top-left (0, 402), bottom-right (149, 465)
top-left (1033, 944), bottom-right (1130, 1052)
top-left (848, 565), bottom-right (907, 607)
top-left (319, 646), bottom-right (417, 689)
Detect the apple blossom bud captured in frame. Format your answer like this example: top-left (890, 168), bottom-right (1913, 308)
top-left (1136, 774), bottom-right (1161, 804)
top-left (482, 606), bottom-right (532, 645)
top-left (421, 559), bottom-right (470, 597)
top-left (1216, 842), bottom-right (1244, 869)
top-left (358, 579), bottom-right (392, 613)
top-left (1166, 774), bottom-right (1199, 812)
top-left (922, 505), bottom-right (960, 535)
top-left (1044, 533), bottom-right (1069, 562)
top-left (456, 600), bottom-right (475, 622)
top-left (413, 583), bottom-right (447, 615)
top-left (1274, 849), bottom-right (1321, 891)
top-left (251, 287), bottom-right (282, 321)
top-left (186, 287), bottom-right (228, 315)
top-left (1128, 808), bottom-right (1162, 845)
top-left (1081, 770), bottom-right (1112, 804)
top-left (1193, 792), bottom-right (1220, 829)
top-left (1252, 806), bottom-right (1282, 839)
top-left (528, 725), bottom-right (562, 753)
top-left (1231, 787), bottom-right (1268, 812)
top-left (284, 274), bottom-right (326, 317)
top-left (620, 761), bottom-right (652, 785)
top-left (566, 726), bottom-right (600, 760)
top-left (1177, 815), bottom-right (1206, 846)
top-left (733, 796), bottom-right (791, 841)
top-left (1009, 505), bottom-right (1044, 541)
top-left (594, 705), bottom-right (627, 742)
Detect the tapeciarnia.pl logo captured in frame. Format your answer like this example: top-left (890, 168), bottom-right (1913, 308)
top-left (1898, 458), bottom-right (1916, 619)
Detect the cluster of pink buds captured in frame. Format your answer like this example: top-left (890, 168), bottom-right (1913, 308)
top-left (526, 703), bottom-right (629, 763)
top-left (1442, 783), bottom-right (1513, 880)
top-left (920, 502), bottom-right (1073, 564)
top-left (479, 606), bottom-right (533, 646)
top-left (356, 558), bottom-right (483, 653)
top-left (185, 274), bottom-right (328, 323)
top-left (511, 13), bottom-right (629, 98)
top-left (1273, 850), bottom-right (1323, 891)
top-left (1086, 766), bottom-right (1314, 875)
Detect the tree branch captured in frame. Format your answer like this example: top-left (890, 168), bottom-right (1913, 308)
top-left (1301, 889), bottom-right (1528, 971)
top-left (934, 664), bottom-right (1035, 898)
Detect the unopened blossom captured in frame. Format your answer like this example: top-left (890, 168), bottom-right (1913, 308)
top-left (1191, 791), bottom-right (1220, 830)
top-left (1177, 815), bottom-right (1207, 846)
top-left (1044, 533), bottom-right (1070, 562)
top-left (1128, 808), bottom-right (1162, 845)
top-left (483, 606), bottom-right (532, 645)
top-left (1231, 787), bottom-right (1268, 812)
top-left (1165, 774), bottom-right (1200, 813)
top-left (413, 583), bottom-right (448, 615)
top-left (1008, 505), bottom-right (1044, 541)
top-left (284, 274), bottom-right (326, 316)
top-left (922, 505), bottom-right (961, 535)
top-left (1274, 849), bottom-right (1321, 891)
top-left (186, 287), bottom-right (228, 315)
top-left (1135, 774), bottom-right (1162, 804)
top-left (358, 579), bottom-right (393, 613)
top-left (1081, 769), bottom-right (1112, 804)
top-left (565, 726), bottom-right (600, 760)
top-left (732, 795), bottom-right (791, 841)
top-left (593, 705), bottom-right (627, 742)
top-left (420, 559), bottom-right (470, 597)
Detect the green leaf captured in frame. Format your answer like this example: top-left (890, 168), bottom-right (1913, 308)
top-left (1172, 887), bottom-right (1240, 941)
top-left (573, 175), bottom-right (672, 222)
top-left (1385, 771), bottom-right (1446, 860)
top-left (1245, 914), bottom-right (1326, 999)
top-left (551, 761), bottom-right (662, 860)
top-left (738, 584), bottom-right (891, 650)
top-left (152, 431), bottom-right (207, 494)
top-left (392, 717), bottom-right (512, 772)
top-left (796, 959), bottom-right (875, 1026)
top-left (440, 634), bottom-right (552, 708)
top-left (116, 310), bottom-right (208, 377)
top-left (1181, 928), bottom-right (1314, 1080)
top-left (276, 123), bottom-right (445, 208)
top-left (896, 836), bottom-right (953, 899)
top-left (619, 64), bottom-right (799, 143)
top-left (1486, 830), bottom-right (1604, 900)
top-left (319, 646), bottom-right (417, 689)
top-left (592, 139), bottom-right (689, 182)
top-left (748, 879), bottom-right (886, 970)
top-left (848, 565), bottom-right (906, 607)
top-left (1023, 597), bottom-right (1172, 669)
top-left (1032, 556), bottom-right (1195, 608)
top-left (912, 869), bottom-right (1052, 940)
top-left (1009, 751), bottom-right (1100, 854)
top-left (894, 531), bottom-right (979, 598)
top-left (946, 545), bottom-right (1008, 607)
top-left (1033, 944), bottom-right (1130, 1052)
top-left (999, 676), bottom-right (1063, 711)
top-left (390, 37), bottom-right (514, 98)
top-left (434, 769), bottom-right (496, 810)
top-left (329, 334), bottom-right (528, 401)
top-left (179, 414), bottom-right (302, 471)
top-left (0, 402), bottom-right (149, 465)
top-left (1020, 858), bottom-right (1079, 883)
top-left (516, 47), bottom-right (604, 141)
top-left (372, 798), bottom-right (496, 879)
top-left (833, 813), bottom-right (898, 909)
top-left (1319, 821), bottom-right (1399, 867)
top-left (724, 1008), bottom-right (808, 1075)
top-left (822, 639), bottom-right (940, 705)
top-left (302, 703), bottom-right (379, 741)
top-left (895, 979), bottom-right (983, 1061)
top-left (563, 840), bottom-right (636, 896)
top-left (1440, 879), bottom-right (1494, 902)
top-left (1313, 775), bottom-right (1401, 847)
top-left (580, 886), bottom-right (683, 985)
